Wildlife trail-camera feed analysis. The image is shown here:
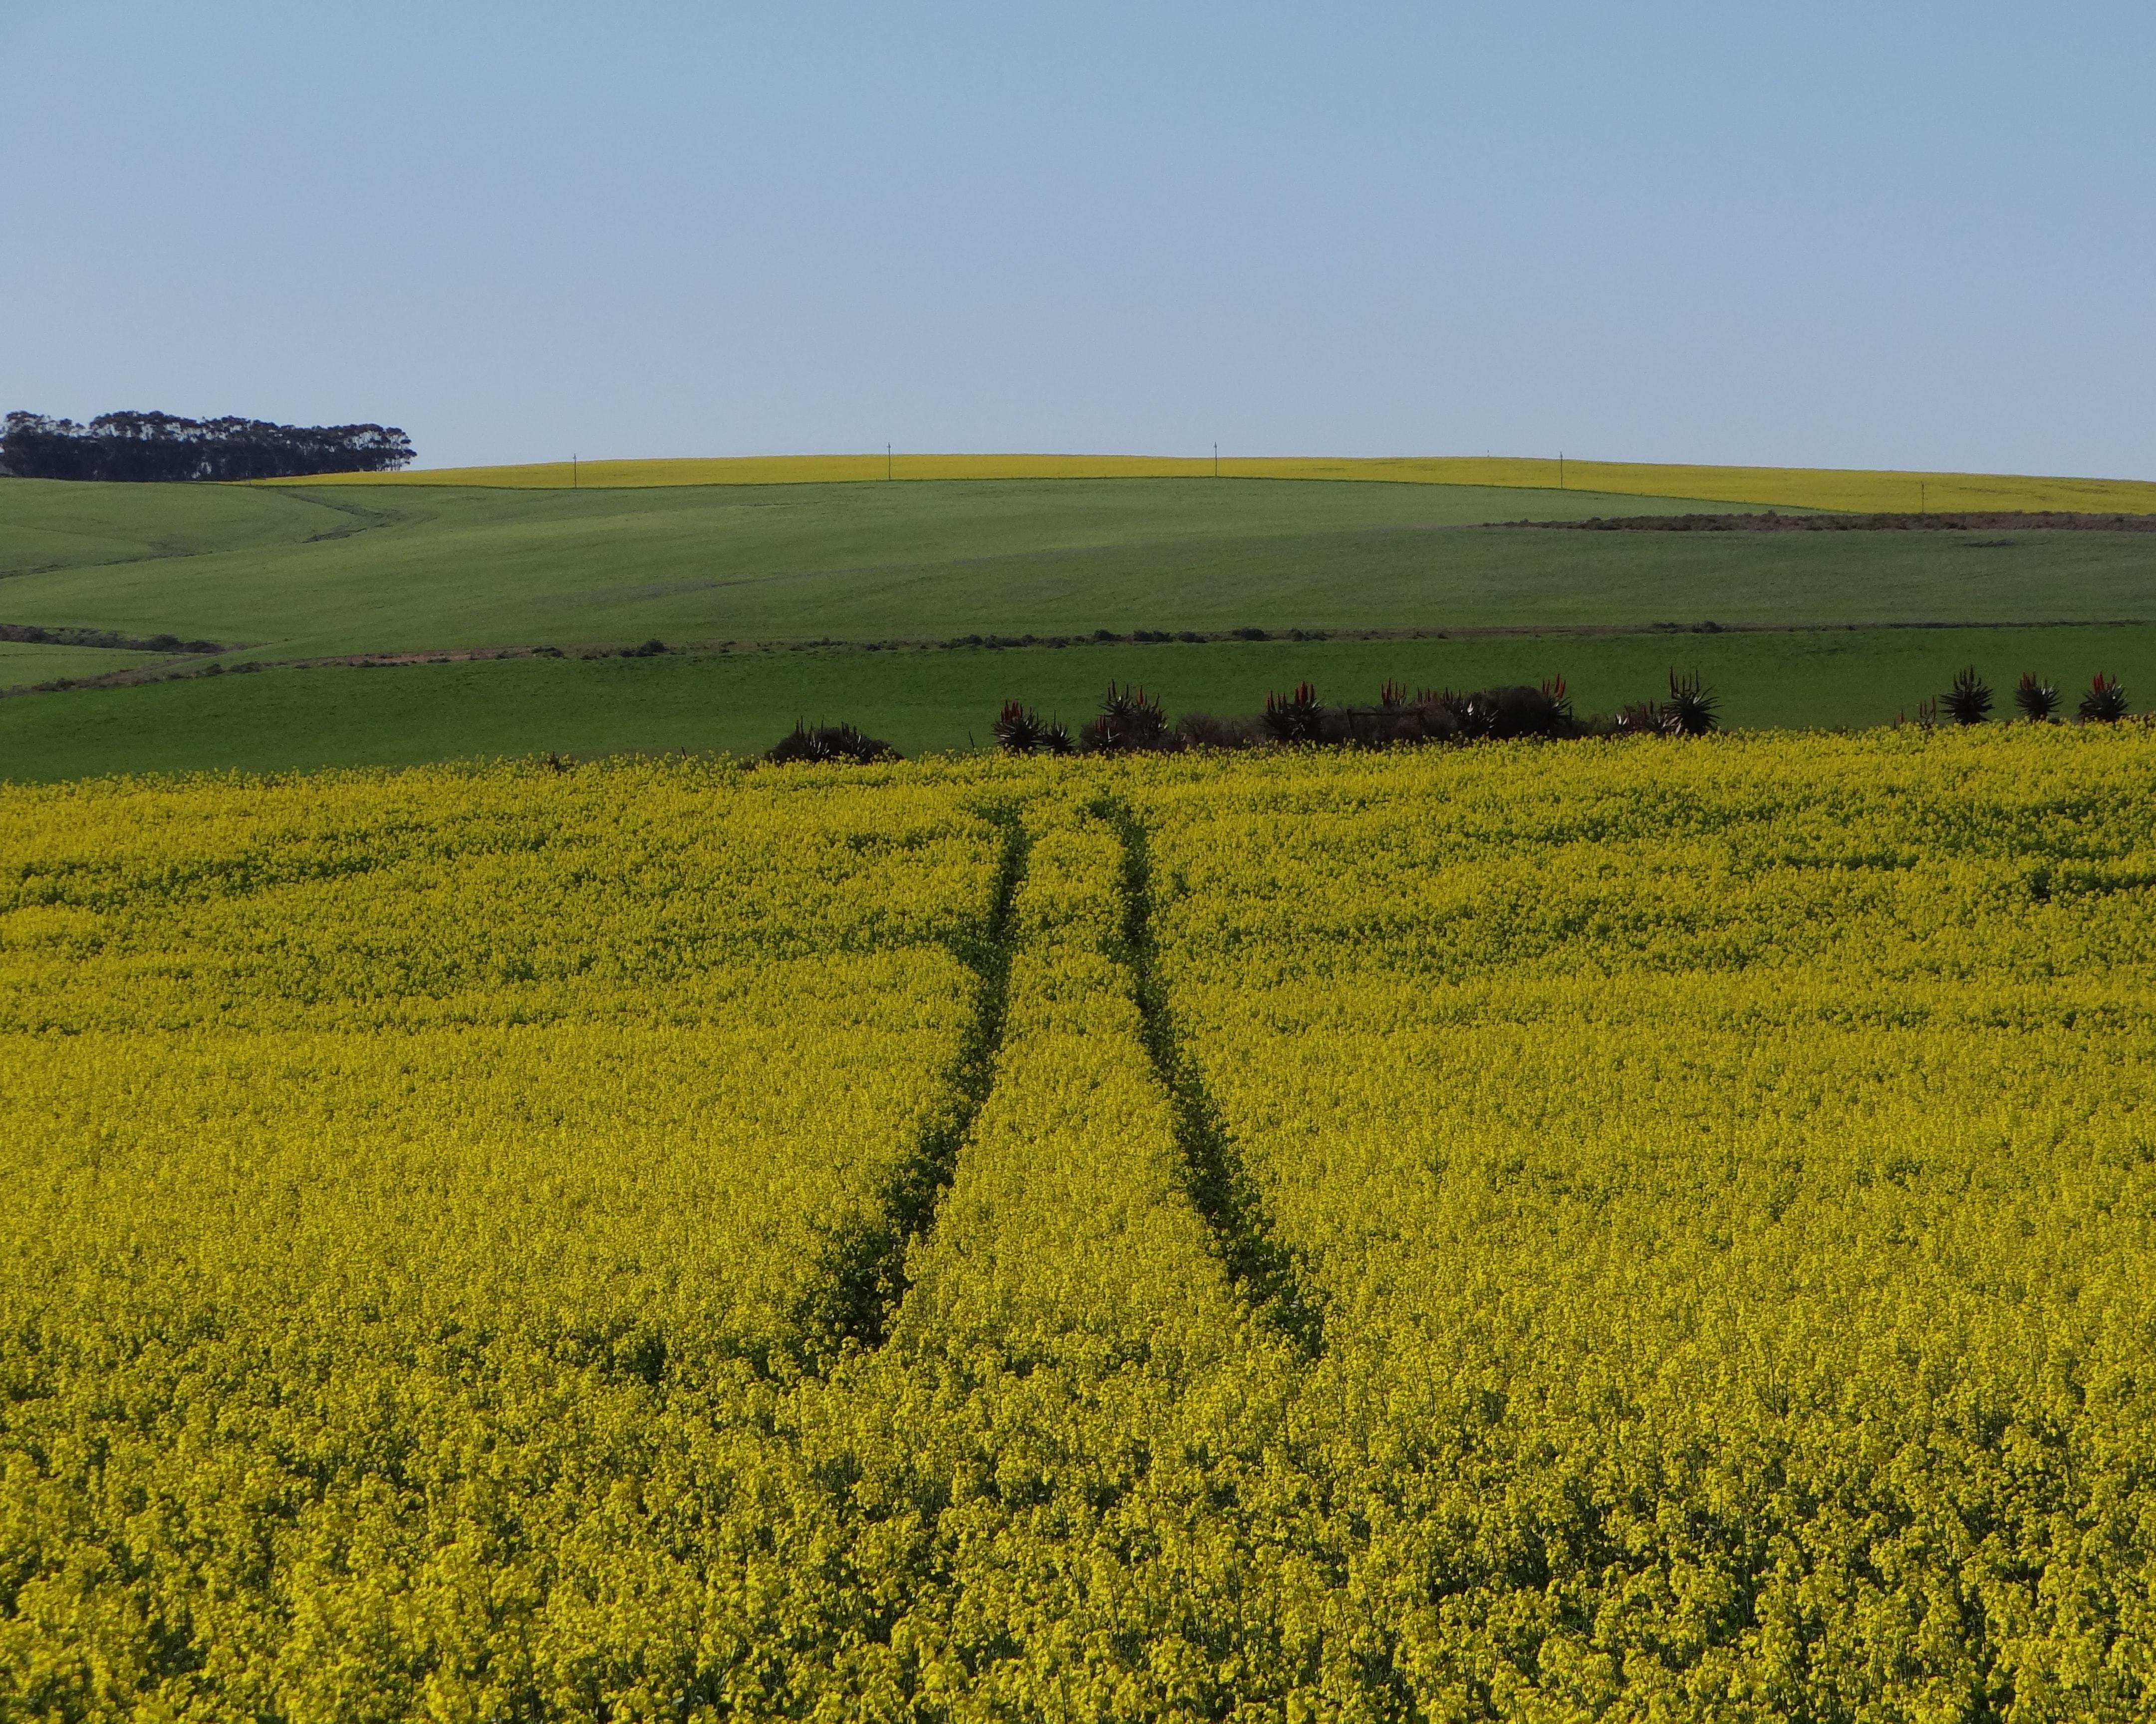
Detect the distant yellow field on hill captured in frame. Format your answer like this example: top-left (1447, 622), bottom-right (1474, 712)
top-left (270, 452), bottom-right (2156, 513)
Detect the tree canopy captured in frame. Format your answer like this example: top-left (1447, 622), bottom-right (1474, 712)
top-left (0, 410), bottom-right (414, 481)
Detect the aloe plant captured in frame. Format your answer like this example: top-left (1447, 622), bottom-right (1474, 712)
top-left (1262, 681), bottom-right (1325, 743)
top-left (1664, 670), bottom-right (1719, 736)
top-left (1083, 683), bottom-right (1169, 752)
top-left (992, 700), bottom-right (1045, 754)
top-left (2080, 672), bottom-right (2130, 723)
top-left (2013, 673), bottom-right (2060, 722)
top-left (1942, 666), bottom-right (1992, 726)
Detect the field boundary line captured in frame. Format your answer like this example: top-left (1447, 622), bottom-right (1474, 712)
top-left (1092, 793), bottom-right (1326, 1356)
top-left (786, 803), bottom-right (1031, 1368)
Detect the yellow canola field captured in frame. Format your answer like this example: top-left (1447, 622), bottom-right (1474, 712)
top-left (1129, 729), bottom-right (2156, 1721)
top-left (5, 730), bottom-right (2156, 1720)
top-left (269, 452), bottom-right (2156, 514)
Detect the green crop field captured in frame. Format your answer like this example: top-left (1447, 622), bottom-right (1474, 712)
top-left (5, 476), bottom-right (1816, 661)
top-left (9, 477), bottom-right (2156, 657)
top-left (2, 468), bottom-right (2154, 776)
top-left (0, 640), bottom-right (180, 689)
top-left (7, 624), bottom-right (2156, 782)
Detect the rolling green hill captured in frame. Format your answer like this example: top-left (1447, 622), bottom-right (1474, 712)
top-left (2, 470), bottom-right (2153, 777)
top-left (4, 476), bottom-right (1801, 659)
top-left (11, 477), bottom-right (2156, 662)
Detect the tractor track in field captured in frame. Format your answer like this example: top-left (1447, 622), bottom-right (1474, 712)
top-left (786, 792), bottom-right (1322, 1373)
top-left (786, 803), bottom-right (1031, 1368)
top-left (1094, 793), bottom-right (1328, 1357)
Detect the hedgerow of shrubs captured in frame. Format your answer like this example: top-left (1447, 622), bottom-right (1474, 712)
top-left (765, 722), bottom-right (900, 764)
top-left (994, 669), bottom-right (1725, 757)
top-left (769, 664), bottom-right (2134, 767)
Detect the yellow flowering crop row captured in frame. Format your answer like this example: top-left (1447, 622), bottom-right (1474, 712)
top-left (5, 731), bottom-right (2156, 1719)
top-left (264, 453), bottom-right (2156, 514)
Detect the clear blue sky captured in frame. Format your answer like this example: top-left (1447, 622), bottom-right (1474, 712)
top-left (5, 2), bottom-right (2151, 476)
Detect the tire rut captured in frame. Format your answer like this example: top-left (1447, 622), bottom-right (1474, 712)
top-left (787, 803), bottom-right (1031, 1367)
top-left (1092, 793), bottom-right (1326, 1356)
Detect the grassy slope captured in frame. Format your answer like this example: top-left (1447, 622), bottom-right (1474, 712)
top-left (3, 477), bottom-right (1773, 656)
top-left (0, 478), bottom-right (356, 571)
top-left (0, 642), bottom-right (177, 689)
top-left (6, 625), bottom-right (2150, 782)
top-left (6, 478), bottom-right (2156, 663)
top-left (274, 453), bottom-right (2156, 515)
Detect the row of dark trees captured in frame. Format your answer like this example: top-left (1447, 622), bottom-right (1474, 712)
top-left (0, 411), bottom-right (414, 482)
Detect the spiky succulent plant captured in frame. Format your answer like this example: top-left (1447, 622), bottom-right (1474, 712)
top-left (2080, 672), bottom-right (2130, 723)
top-left (2013, 673), bottom-right (2060, 722)
top-left (1942, 666), bottom-right (1993, 726)
top-left (1664, 670), bottom-right (1720, 736)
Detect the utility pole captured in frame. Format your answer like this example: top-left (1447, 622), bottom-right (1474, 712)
top-left (1559, 452), bottom-right (1565, 490)
top-left (572, 454), bottom-right (578, 491)
top-left (1919, 481), bottom-right (1926, 516)
top-left (1214, 442), bottom-right (1219, 478)
top-left (887, 443), bottom-right (893, 481)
